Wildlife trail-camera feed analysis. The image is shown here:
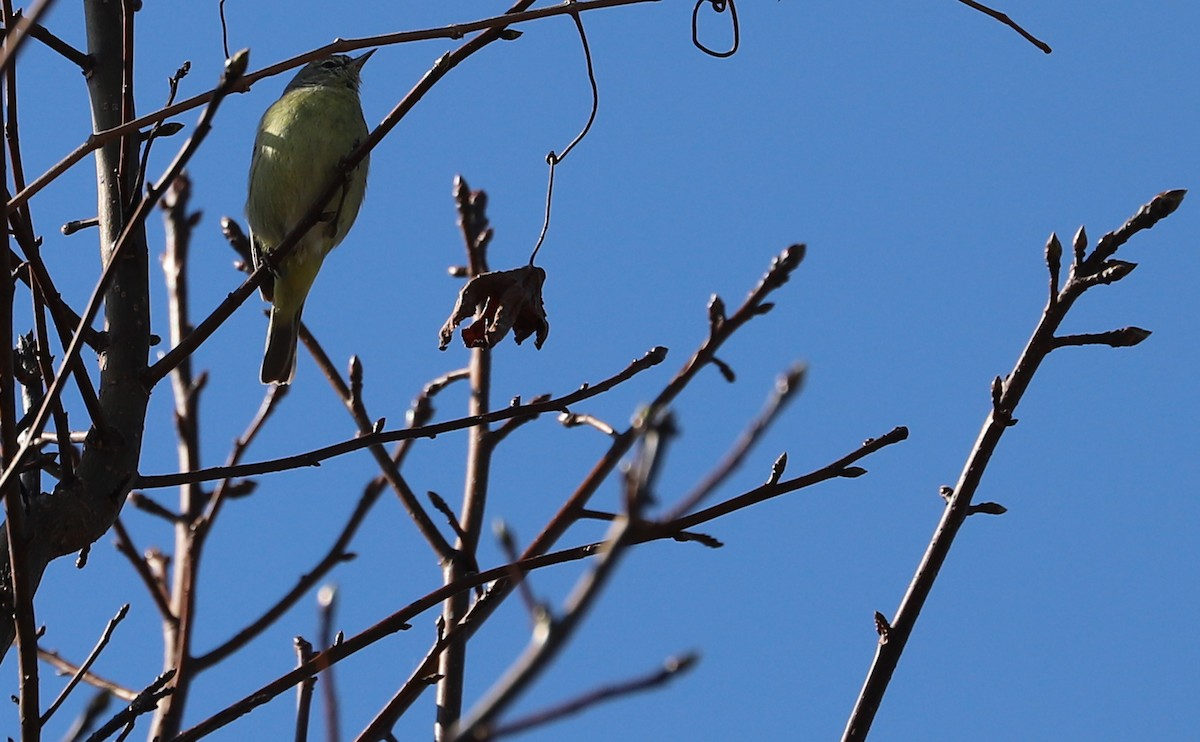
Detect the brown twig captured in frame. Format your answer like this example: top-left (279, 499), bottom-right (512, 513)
top-left (174, 422), bottom-right (903, 741)
top-left (38, 649), bottom-right (136, 701)
top-left (191, 365), bottom-right (463, 671)
top-left (436, 174), bottom-right (498, 738)
top-left (489, 653), bottom-right (698, 739)
top-left (198, 382), bottom-right (287, 531)
top-left (61, 216), bottom-right (100, 234)
top-left (494, 520), bottom-right (541, 622)
top-left (40, 603), bottom-right (129, 725)
top-left (449, 413), bottom-right (667, 740)
top-left (5, 188), bottom-right (106, 354)
top-left (153, 168), bottom-right (209, 739)
top-left (841, 190), bottom-right (1185, 742)
top-left (29, 287), bottom-right (77, 483)
top-left (0, 0), bottom-right (56, 76)
top-left (137, 346), bottom-right (668, 489)
top-left (62, 691), bottom-right (112, 742)
top-left (293, 636), bottom-right (316, 742)
top-left (665, 362), bottom-right (806, 520)
top-left (84, 669), bottom-right (176, 742)
top-left (487, 393), bottom-right (552, 445)
top-left (954, 0), bottom-right (1052, 53)
top-left (557, 411), bottom-right (616, 437)
top-left (317, 586), bottom-right (341, 742)
top-left (115, 0), bottom-right (134, 210)
top-left (302, 329), bottom-right (455, 564)
top-left (10, 9), bottom-right (91, 70)
top-left (111, 518), bottom-right (174, 623)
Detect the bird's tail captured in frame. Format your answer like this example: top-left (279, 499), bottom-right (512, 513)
top-left (261, 305), bottom-right (301, 385)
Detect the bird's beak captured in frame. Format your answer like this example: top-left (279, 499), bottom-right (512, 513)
top-left (350, 49), bottom-right (375, 72)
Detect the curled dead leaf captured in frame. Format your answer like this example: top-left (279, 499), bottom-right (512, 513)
top-left (439, 265), bottom-right (549, 351)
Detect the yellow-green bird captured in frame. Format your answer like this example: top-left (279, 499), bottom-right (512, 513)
top-left (247, 51), bottom-right (373, 384)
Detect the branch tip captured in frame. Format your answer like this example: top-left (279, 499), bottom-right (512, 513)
top-left (707, 294), bottom-right (726, 333)
top-left (1045, 232), bottom-right (1062, 293)
top-left (710, 356), bottom-right (736, 383)
top-left (1070, 226), bottom-right (1086, 263)
top-left (873, 611), bottom-right (891, 644)
top-left (766, 452), bottom-right (787, 485)
top-left (966, 501), bottom-right (1007, 516)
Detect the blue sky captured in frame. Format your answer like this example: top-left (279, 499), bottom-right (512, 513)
top-left (9, 1), bottom-right (1198, 740)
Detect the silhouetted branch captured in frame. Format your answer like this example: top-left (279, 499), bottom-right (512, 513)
top-left (954, 0), bottom-right (1051, 53)
top-left (841, 190), bottom-right (1186, 742)
top-left (40, 603), bottom-right (129, 725)
top-left (489, 653), bottom-right (698, 739)
top-left (137, 346), bottom-right (668, 489)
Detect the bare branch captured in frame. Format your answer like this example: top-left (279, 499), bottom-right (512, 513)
top-left (666, 362), bottom-right (806, 519)
top-left (0, 49), bottom-right (249, 513)
top-left (953, 0), bottom-right (1052, 53)
top-left (111, 519), bottom-right (174, 624)
top-left (842, 191), bottom-right (1186, 741)
top-left (40, 603), bottom-right (129, 724)
top-left (171, 419), bottom-right (902, 741)
top-left (84, 669), bottom-right (175, 742)
top-left (489, 653), bottom-right (698, 739)
top-left (293, 637), bottom-right (316, 742)
top-left (137, 347), bottom-right (668, 489)
top-left (37, 649), bottom-right (136, 701)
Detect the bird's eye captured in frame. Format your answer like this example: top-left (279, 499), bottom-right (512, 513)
top-left (320, 60), bottom-right (338, 69)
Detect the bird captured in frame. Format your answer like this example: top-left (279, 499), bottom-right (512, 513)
top-left (246, 50), bottom-right (373, 384)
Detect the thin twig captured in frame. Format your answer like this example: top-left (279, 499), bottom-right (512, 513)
top-left (40, 603), bottom-right (129, 724)
top-left (317, 586), bottom-right (341, 742)
top-left (841, 190), bottom-right (1185, 742)
top-left (137, 347), bottom-right (668, 489)
top-left (191, 478), bottom-right (366, 670)
top-left (494, 521), bottom-right (541, 621)
top-left (172, 421), bottom-right (903, 741)
top-left (954, 0), bottom-right (1052, 53)
top-left (154, 167), bottom-right (209, 739)
top-left (111, 519), bottom-right (174, 623)
top-left (83, 669), bottom-right (175, 742)
top-left (557, 412), bottom-right (616, 437)
top-left (449, 414), bottom-right (668, 739)
top-left (437, 172), bottom-right (499, 738)
top-left (301, 327), bottom-right (456, 564)
top-left (38, 649), bottom-right (137, 701)
top-left (189, 351), bottom-right (495, 722)
top-left (61, 690), bottom-right (111, 742)
top-left (489, 653), bottom-right (698, 739)
top-left (10, 9), bottom-right (91, 70)
top-left (665, 362), bottom-right (806, 520)
top-left (5, 187), bottom-right (106, 355)
top-left (192, 363), bottom-right (463, 670)
top-left (0, 0), bottom-right (56, 75)
top-left (293, 637), bottom-right (315, 742)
